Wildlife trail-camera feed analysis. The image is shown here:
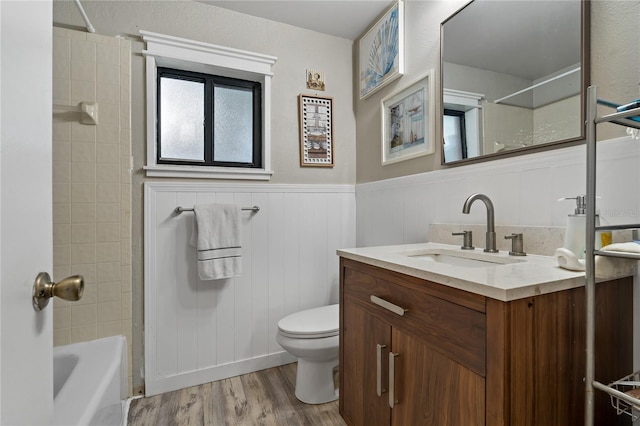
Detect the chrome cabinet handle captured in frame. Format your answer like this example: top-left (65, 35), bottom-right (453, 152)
top-left (389, 352), bottom-right (399, 408)
top-left (370, 295), bottom-right (408, 316)
top-left (376, 344), bottom-right (387, 396)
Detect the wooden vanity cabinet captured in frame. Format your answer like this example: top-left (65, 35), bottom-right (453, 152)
top-left (339, 258), bottom-right (632, 426)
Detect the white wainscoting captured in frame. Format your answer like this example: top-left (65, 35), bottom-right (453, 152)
top-left (356, 136), bottom-right (640, 249)
top-left (144, 182), bottom-right (355, 396)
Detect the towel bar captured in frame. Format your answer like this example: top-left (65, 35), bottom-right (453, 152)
top-left (175, 206), bottom-right (260, 214)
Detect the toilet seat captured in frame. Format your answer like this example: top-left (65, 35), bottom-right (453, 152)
top-left (278, 304), bottom-right (338, 339)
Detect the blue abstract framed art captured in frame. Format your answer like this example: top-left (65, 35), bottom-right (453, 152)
top-left (359, 0), bottom-right (404, 100)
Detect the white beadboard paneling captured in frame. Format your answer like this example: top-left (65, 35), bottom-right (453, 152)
top-left (213, 192), bottom-right (236, 366)
top-left (249, 192), bottom-right (269, 358)
top-left (520, 168), bottom-right (554, 226)
top-left (312, 193), bottom-right (329, 305)
top-left (402, 185), bottom-right (420, 244)
top-left (154, 191), bottom-right (179, 378)
top-left (297, 193), bottom-right (316, 311)
top-left (267, 193), bottom-right (285, 355)
top-left (144, 182), bottom-right (355, 396)
top-left (234, 191), bottom-right (254, 361)
top-left (175, 191), bottom-right (198, 373)
top-left (283, 193), bottom-right (301, 318)
top-left (356, 135), bottom-right (640, 248)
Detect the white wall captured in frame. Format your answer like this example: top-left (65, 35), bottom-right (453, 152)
top-left (144, 182), bottom-right (355, 395)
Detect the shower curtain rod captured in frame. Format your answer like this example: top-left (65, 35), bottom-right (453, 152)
top-left (494, 67), bottom-right (581, 104)
top-left (74, 0), bottom-right (95, 33)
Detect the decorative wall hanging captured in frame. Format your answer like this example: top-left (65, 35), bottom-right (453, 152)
top-left (298, 94), bottom-right (334, 167)
top-left (306, 69), bottom-right (325, 91)
top-left (381, 71), bottom-right (434, 165)
top-left (359, 0), bottom-right (404, 100)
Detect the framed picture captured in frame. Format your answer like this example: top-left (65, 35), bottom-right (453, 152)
top-left (298, 94), bottom-right (334, 167)
top-left (359, 0), bottom-right (404, 100)
top-left (381, 71), bottom-right (435, 165)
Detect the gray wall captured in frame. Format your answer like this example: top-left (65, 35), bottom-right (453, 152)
top-left (355, 0), bottom-right (639, 184)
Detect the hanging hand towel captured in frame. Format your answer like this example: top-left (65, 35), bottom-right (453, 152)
top-left (190, 203), bottom-right (242, 280)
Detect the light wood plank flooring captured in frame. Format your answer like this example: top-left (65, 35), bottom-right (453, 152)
top-left (128, 363), bottom-right (346, 425)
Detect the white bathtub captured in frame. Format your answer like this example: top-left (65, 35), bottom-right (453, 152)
top-left (53, 335), bottom-right (128, 426)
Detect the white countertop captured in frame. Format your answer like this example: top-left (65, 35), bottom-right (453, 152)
top-left (338, 242), bottom-right (588, 302)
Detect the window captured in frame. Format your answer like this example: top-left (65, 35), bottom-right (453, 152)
top-left (443, 109), bottom-right (467, 162)
top-left (157, 68), bottom-right (262, 168)
top-left (141, 30), bottom-right (277, 180)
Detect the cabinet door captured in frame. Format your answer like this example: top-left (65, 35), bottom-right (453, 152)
top-left (391, 328), bottom-right (485, 426)
top-left (341, 297), bottom-right (391, 426)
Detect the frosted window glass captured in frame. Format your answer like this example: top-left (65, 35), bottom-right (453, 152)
top-left (443, 115), bottom-right (463, 163)
top-left (214, 86), bottom-right (253, 163)
top-left (160, 77), bottom-right (204, 161)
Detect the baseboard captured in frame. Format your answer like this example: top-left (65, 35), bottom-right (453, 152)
top-left (144, 351), bottom-right (297, 397)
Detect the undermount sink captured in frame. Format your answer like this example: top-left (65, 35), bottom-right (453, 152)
top-left (399, 249), bottom-right (526, 268)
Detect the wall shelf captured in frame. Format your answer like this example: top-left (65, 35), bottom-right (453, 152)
top-left (585, 86), bottom-right (640, 424)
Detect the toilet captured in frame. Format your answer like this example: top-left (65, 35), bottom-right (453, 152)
top-left (276, 304), bottom-right (339, 404)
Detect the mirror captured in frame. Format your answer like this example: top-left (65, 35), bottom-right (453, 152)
top-left (441, 0), bottom-right (589, 165)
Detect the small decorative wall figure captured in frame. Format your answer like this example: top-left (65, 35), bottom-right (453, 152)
top-left (298, 94), bottom-right (334, 167)
top-left (306, 69), bottom-right (325, 91)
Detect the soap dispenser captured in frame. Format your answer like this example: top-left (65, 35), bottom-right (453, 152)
top-left (559, 195), bottom-right (591, 259)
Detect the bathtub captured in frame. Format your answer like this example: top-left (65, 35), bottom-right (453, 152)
top-left (53, 335), bottom-right (128, 426)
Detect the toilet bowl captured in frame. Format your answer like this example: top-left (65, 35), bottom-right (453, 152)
top-left (276, 304), bottom-right (339, 404)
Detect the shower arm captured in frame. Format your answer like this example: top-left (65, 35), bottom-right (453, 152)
top-left (74, 0), bottom-right (95, 33)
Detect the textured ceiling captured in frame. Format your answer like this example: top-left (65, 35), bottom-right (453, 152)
top-left (196, 0), bottom-right (394, 40)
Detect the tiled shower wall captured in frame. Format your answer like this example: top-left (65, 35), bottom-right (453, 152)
top-left (52, 28), bottom-right (132, 393)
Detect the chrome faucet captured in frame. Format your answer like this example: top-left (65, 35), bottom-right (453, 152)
top-left (462, 193), bottom-right (498, 253)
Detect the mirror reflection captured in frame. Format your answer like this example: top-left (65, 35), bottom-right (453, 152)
top-left (441, 0), bottom-right (587, 164)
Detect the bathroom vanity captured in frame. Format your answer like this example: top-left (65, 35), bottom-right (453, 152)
top-left (338, 243), bottom-right (632, 426)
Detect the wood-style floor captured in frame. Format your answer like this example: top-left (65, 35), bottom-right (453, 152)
top-left (127, 363), bottom-right (346, 425)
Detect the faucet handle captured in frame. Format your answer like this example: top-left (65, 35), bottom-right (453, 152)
top-left (452, 231), bottom-right (474, 250)
top-left (504, 233), bottom-right (526, 256)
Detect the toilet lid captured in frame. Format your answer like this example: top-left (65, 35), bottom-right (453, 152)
top-left (278, 304), bottom-right (339, 338)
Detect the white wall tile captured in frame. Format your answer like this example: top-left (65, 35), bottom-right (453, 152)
top-left (71, 183), bottom-right (96, 203)
top-left (71, 38), bottom-right (96, 62)
top-left (97, 63), bottom-right (120, 85)
top-left (71, 79), bottom-right (97, 102)
top-left (72, 142), bottom-right (96, 163)
top-left (96, 183), bottom-right (120, 203)
top-left (71, 243), bottom-right (96, 264)
top-left (71, 223), bottom-right (96, 244)
top-left (71, 162), bottom-right (96, 183)
top-left (71, 59), bottom-right (96, 82)
top-left (72, 203), bottom-right (96, 224)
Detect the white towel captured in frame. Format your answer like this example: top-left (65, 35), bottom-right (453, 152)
top-left (190, 203), bottom-right (241, 280)
top-left (595, 242), bottom-right (639, 278)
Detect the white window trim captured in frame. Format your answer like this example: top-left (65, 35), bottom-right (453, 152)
top-left (140, 30), bottom-right (277, 180)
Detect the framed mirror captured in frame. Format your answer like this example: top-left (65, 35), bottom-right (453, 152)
top-left (441, 0), bottom-right (589, 165)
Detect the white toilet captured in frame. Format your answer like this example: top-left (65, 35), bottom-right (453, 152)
top-left (276, 304), bottom-right (339, 404)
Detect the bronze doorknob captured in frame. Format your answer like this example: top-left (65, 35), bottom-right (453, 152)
top-left (32, 272), bottom-right (84, 311)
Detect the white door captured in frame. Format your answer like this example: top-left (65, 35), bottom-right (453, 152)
top-left (1, 1), bottom-right (54, 424)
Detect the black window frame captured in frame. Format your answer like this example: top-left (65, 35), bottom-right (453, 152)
top-left (443, 108), bottom-right (468, 160)
top-left (156, 67), bottom-right (262, 168)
